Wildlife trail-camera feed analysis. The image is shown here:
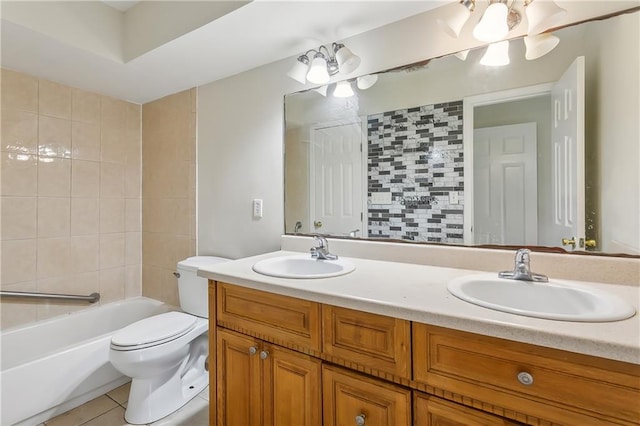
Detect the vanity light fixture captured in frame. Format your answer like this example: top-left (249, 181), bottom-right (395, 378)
top-left (524, 0), bottom-right (567, 35)
top-left (287, 43), bottom-right (361, 85)
top-left (436, 0), bottom-right (476, 38)
top-left (437, 0), bottom-right (565, 65)
top-left (438, 0), bottom-right (565, 61)
top-left (473, 1), bottom-right (510, 42)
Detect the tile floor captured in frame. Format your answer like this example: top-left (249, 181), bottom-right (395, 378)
top-left (39, 382), bottom-right (209, 426)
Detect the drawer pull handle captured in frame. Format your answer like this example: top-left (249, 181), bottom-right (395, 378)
top-left (355, 413), bottom-right (366, 426)
top-left (517, 371), bottom-right (534, 386)
top-left (260, 350), bottom-right (269, 360)
top-left (249, 346), bottom-right (258, 356)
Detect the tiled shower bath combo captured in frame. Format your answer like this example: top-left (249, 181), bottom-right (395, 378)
top-left (367, 100), bottom-right (464, 243)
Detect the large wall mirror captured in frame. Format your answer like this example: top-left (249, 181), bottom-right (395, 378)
top-left (284, 9), bottom-right (639, 256)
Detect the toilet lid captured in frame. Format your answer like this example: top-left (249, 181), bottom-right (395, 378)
top-left (111, 311), bottom-right (197, 349)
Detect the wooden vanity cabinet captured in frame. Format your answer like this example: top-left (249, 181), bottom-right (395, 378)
top-left (211, 281), bottom-right (639, 426)
top-left (216, 328), bottom-right (322, 426)
top-left (323, 365), bottom-right (411, 426)
top-left (413, 323), bottom-right (640, 425)
top-left (216, 283), bottom-right (322, 353)
top-left (414, 393), bottom-right (521, 426)
top-left (322, 305), bottom-right (411, 380)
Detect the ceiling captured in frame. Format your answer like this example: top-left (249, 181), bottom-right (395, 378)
top-left (0, 1), bottom-right (447, 104)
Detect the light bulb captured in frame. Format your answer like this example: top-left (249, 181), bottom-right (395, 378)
top-left (333, 81), bottom-right (354, 98)
top-left (335, 45), bottom-right (361, 75)
top-left (480, 40), bottom-right (510, 66)
top-left (286, 56), bottom-right (309, 84)
top-left (524, 33), bottom-right (560, 60)
top-left (306, 53), bottom-right (330, 84)
top-left (525, 0), bottom-right (567, 35)
top-left (473, 2), bottom-right (509, 42)
top-left (356, 74), bottom-right (378, 90)
top-left (437, 0), bottom-right (474, 38)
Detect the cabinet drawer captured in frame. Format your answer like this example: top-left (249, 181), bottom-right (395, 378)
top-left (414, 392), bottom-right (520, 426)
top-left (323, 305), bottom-right (411, 379)
top-left (323, 365), bottom-right (411, 426)
top-left (217, 283), bottom-right (322, 352)
top-left (413, 324), bottom-right (640, 425)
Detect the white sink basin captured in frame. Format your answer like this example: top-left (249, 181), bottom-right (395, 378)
top-left (448, 274), bottom-right (636, 322)
top-left (252, 255), bottom-right (355, 279)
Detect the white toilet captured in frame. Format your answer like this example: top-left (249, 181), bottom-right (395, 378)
top-left (109, 256), bottom-right (229, 424)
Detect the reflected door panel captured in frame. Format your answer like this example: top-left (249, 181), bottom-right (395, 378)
top-left (474, 123), bottom-right (538, 245)
top-left (548, 56), bottom-right (585, 250)
top-left (310, 122), bottom-right (363, 236)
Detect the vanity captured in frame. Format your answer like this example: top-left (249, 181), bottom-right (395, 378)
top-left (198, 249), bottom-right (640, 426)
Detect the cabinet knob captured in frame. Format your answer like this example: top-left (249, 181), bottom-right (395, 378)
top-left (260, 350), bottom-right (269, 360)
top-left (517, 371), bottom-right (534, 386)
top-left (249, 346), bottom-right (258, 356)
top-left (355, 413), bottom-right (366, 426)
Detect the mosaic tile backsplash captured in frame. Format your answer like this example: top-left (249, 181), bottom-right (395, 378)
top-left (367, 101), bottom-right (464, 243)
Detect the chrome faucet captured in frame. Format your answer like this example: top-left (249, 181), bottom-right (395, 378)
top-left (310, 235), bottom-right (338, 260)
top-left (498, 249), bottom-right (548, 282)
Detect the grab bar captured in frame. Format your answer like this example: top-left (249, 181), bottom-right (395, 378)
top-left (0, 290), bottom-right (100, 303)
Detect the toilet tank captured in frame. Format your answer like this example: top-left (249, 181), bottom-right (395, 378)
top-left (176, 256), bottom-right (230, 318)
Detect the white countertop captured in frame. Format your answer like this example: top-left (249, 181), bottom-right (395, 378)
top-left (198, 250), bottom-right (640, 365)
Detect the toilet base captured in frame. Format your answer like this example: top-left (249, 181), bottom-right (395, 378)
top-left (123, 336), bottom-right (209, 424)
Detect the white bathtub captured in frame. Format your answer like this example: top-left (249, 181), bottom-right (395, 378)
top-left (0, 297), bottom-right (171, 426)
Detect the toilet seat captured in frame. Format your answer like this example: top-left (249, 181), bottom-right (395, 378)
top-left (111, 311), bottom-right (197, 351)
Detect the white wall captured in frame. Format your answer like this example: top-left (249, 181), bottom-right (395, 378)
top-left (197, 7), bottom-right (463, 259)
top-left (585, 13), bottom-right (640, 253)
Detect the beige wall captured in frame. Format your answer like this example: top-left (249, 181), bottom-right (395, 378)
top-left (1, 68), bottom-right (141, 329)
top-left (141, 89), bottom-right (197, 306)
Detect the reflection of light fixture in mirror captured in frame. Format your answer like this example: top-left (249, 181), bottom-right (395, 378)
top-left (287, 42), bottom-right (361, 85)
top-left (333, 81), bottom-right (354, 98)
top-left (356, 74), bottom-right (378, 90)
top-left (454, 49), bottom-right (470, 61)
top-left (437, 0), bottom-right (476, 38)
top-left (480, 40), bottom-right (510, 66)
top-left (473, 2), bottom-right (509, 42)
top-left (312, 85), bottom-right (328, 96)
top-left (525, 0), bottom-right (567, 35)
top-left (524, 33), bottom-right (560, 60)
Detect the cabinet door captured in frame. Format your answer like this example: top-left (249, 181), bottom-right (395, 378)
top-left (264, 343), bottom-right (322, 426)
top-left (323, 305), bottom-right (411, 379)
top-left (323, 365), bottom-right (411, 426)
top-left (414, 392), bottom-right (519, 426)
top-left (217, 328), bottom-right (263, 426)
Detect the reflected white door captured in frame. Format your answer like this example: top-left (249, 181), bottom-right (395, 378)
top-left (474, 123), bottom-right (538, 245)
top-left (549, 56), bottom-right (585, 250)
top-left (309, 122), bottom-right (363, 236)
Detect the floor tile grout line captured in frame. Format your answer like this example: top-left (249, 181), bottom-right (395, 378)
top-left (77, 406), bottom-right (126, 426)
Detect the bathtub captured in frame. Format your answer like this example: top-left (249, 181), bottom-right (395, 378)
top-left (0, 297), bottom-right (171, 426)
